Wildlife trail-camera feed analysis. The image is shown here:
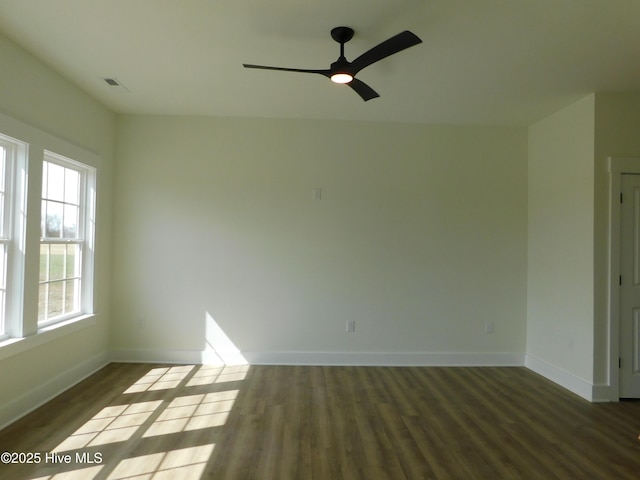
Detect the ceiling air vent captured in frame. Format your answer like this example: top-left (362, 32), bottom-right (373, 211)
top-left (103, 77), bottom-right (129, 92)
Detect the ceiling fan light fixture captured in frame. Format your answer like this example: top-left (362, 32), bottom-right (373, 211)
top-left (330, 72), bottom-right (353, 84)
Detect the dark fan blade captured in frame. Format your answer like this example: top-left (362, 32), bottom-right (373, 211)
top-left (347, 78), bottom-right (379, 101)
top-left (243, 64), bottom-right (330, 75)
top-left (350, 31), bottom-right (422, 74)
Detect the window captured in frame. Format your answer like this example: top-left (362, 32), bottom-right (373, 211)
top-left (0, 112), bottom-right (98, 354)
top-left (39, 153), bottom-right (95, 326)
top-left (0, 142), bottom-right (9, 335)
top-left (0, 133), bottom-right (25, 340)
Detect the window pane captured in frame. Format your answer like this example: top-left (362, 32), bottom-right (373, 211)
top-left (65, 245), bottom-right (78, 278)
top-left (0, 147), bottom-right (5, 240)
top-left (63, 204), bottom-right (78, 238)
top-left (67, 245), bottom-right (82, 278)
top-left (39, 242), bottom-right (81, 323)
top-left (38, 283), bottom-right (48, 323)
top-left (39, 243), bottom-right (49, 282)
top-left (0, 290), bottom-right (4, 336)
top-left (0, 192), bottom-right (4, 238)
top-left (47, 281), bottom-right (63, 319)
top-left (0, 243), bottom-right (5, 335)
top-left (0, 244), bottom-right (5, 289)
top-left (46, 162), bottom-right (65, 202)
top-left (64, 168), bottom-right (79, 204)
top-left (40, 200), bottom-right (45, 238)
top-left (48, 243), bottom-right (66, 281)
top-left (0, 146), bottom-right (5, 190)
top-left (64, 279), bottom-right (78, 313)
top-left (44, 200), bottom-right (63, 238)
top-left (41, 160), bottom-right (48, 197)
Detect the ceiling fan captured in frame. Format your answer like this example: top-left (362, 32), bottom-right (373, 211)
top-left (243, 27), bottom-right (422, 101)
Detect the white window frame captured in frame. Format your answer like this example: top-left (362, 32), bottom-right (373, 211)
top-left (0, 140), bottom-right (10, 338)
top-left (0, 133), bottom-right (27, 342)
top-left (0, 111), bottom-right (99, 360)
top-left (38, 152), bottom-right (96, 328)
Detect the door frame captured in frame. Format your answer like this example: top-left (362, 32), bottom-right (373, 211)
top-left (607, 157), bottom-right (640, 400)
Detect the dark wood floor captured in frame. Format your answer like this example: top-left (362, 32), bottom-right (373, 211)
top-left (0, 363), bottom-right (639, 479)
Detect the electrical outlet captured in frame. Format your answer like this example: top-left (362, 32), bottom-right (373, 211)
top-left (346, 320), bottom-right (356, 333)
top-left (137, 318), bottom-right (145, 329)
top-left (485, 322), bottom-right (494, 334)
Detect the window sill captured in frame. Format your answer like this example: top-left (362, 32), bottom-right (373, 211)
top-left (0, 314), bottom-right (97, 361)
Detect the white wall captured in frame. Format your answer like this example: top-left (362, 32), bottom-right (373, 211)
top-left (0, 32), bottom-right (115, 427)
top-left (2, 22), bottom-right (636, 419)
top-left (112, 115), bottom-right (528, 365)
top-left (526, 93), bottom-right (640, 401)
top-left (593, 93), bottom-right (640, 390)
top-left (526, 94), bottom-right (596, 396)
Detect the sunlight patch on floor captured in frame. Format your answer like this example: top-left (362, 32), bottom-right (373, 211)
top-left (187, 364), bottom-right (249, 386)
top-left (106, 444), bottom-right (215, 480)
top-left (42, 364), bottom-right (244, 479)
top-left (143, 390), bottom-right (239, 437)
top-left (31, 465), bottom-right (105, 479)
top-left (123, 365), bottom-right (196, 393)
top-left (54, 401), bottom-right (163, 451)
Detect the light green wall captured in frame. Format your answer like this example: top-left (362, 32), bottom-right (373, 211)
top-left (0, 32), bottom-right (115, 426)
top-left (527, 94), bottom-right (596, 383)
top-left (112, 115), bottom-right (528, 360)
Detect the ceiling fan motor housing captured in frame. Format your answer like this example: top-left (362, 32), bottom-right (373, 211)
top-left (331, 26), bottom-right (354, 44)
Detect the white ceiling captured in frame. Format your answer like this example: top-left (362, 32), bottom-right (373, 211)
top-left (0, 0), bottom-right (639, 126)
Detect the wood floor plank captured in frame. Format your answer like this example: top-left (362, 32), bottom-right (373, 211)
top-left (1, 364), bottom-right (640, 479)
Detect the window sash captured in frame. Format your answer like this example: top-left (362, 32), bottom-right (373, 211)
top-left (38, 154), bottom-right (92, 327)
top-left (41, 156), bottom-right (85, 242)
top-left (0, 240), bottom-right (7, 338)
top-left (0, 139), bottom-right (14, 338)
top-left (38, 240), bottom-right (83, 325)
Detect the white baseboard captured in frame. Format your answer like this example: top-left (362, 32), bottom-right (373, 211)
top-left (245, 351), bottom-right (525, 366)
top-left (110, 348), bottom-right (204, 364)
top-left (591, 384), bottom-right (616, 403)
top-left (525, 353), bottom-right (605, 402)
top-left (0, 351), bottom-right (109, 430)
top-left (110, 348), bottom-right (524, 367)
top-left (110, 348), bottom-right (248, 366)
top-left (3, 350), bottom-right (609, 430)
